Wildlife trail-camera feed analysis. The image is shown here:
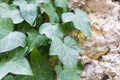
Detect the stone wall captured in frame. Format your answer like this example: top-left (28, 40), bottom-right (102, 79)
top-left (69, 0), bottom-right (120, 80)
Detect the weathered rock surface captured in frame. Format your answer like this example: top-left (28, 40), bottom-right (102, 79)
top-left (69, 0), bottom-right (120, 80)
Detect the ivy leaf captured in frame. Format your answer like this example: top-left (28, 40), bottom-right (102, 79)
top-left (62, 9), bottom-right (91, 37)
top-left (13, 0), bottom-right (37, 26)
top-left (41, 2), bottom-right (59, 23)
top-left (50, 36), bottom-right (81, 69)
top-left (27, 29), bottom-right (48, 52)
top-left (55, 0), bottom-right (68, 12)
top-left (39, 23), bottom-right (64, 39)
top-left (0, 18), bottom-right (26, 53)
top-left (3, 75), bottom-right (14, 80)
top-left (0, 47), bottom-right (33, 79)
top-left (15, 21), bottom-right (31, 33)
top-left (15, 48), bottom-right (54, 80)
top-left (30, 48), bottom-right (53, 80)
top-left (0, 3), bottom-right (23, 24)
top-left (55, 65), bottom-right (80, 80)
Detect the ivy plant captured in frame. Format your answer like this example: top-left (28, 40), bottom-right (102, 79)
top-left (0, 0), bottom-right (91, 80)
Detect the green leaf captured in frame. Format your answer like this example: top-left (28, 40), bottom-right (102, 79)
top-left (62, 9), bottom-right (91, 37)
top-left (55, 0), bottom-right (68, 12)
top-left (61, 22), bottom-right (75, 34)
top-left (0, 47), bottom-right (33, 79)
top-left (39, 23), bottom-right (64, 39)
top-left (0, 18), bottom-right (26, 53)
top-left (41, 2), bottom-right (59, 23)
top-left (55, 65), bottom-right (80, 80)
top-left (35, 15), bottom-right (44, 28)
top-left (3, 75), bottom-right (14, 80)
top-left (50, 36), bottom-right (81, 69)
top-left (15, 21), bottom-right (31, 33)
top-left (15, 48), bottom-right (54, 80)
top-left (0, 3), bottom-right (23, 24)
top-left (27, 29), bottom-right (48, 52)
top-left (13, 0), bottom-right (37, 26)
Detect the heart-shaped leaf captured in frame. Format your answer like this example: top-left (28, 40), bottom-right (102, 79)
top-left (62, 9), bottom-right (91, 37)
top-left (50, 36), bottom-right (81, 69)
top-left (0, 3), bottom-right (23, 24)
top-left (13, 0), bottom-right (37, 26)
top-left (15, 48), bottom-right (54, 80)
top-left (27, 29), bottom-right (48, 52)
top-left (55, 65), bottom-right (80, 80)
top-left (39, 23), bottom-right (64, 39)
top-left (0, 18), bottom-right (26, 53)
top-left (0, 47), bottom-right (33, 79)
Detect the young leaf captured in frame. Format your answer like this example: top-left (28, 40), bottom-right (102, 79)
top-left (13, 0), bottom-right (37, 26)
top-left (41, 2), bottom-right (59, 23)
top-left (0, 3), bottom-right (23, 24)
top-left (0, 47), bottom-right (33, 79)
top-left (27, 29), bottom-right (48, 52)
top-left (39, 23), bottom-right (64, 39)
top-left (55, 0), bottom-right (68, 12)
top-left (55, 65), bottom-right (80, 80)
top-left (50, 36), bottom-right (81, 69)
top-left (0, 18), bottom-right (26, 53)
top-left (62, 9), bottom-right (91, 37)
top-left (15, 48), bottom-right (54, 80)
